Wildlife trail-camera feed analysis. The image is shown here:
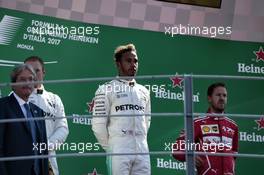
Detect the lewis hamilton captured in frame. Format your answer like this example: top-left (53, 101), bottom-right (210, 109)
top-left (92, 44), bottom-right (151, 175)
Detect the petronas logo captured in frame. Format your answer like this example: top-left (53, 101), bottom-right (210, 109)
top-left (0, 15), bottom-right (23, 45)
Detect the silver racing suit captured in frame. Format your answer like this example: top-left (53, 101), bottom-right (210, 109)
top-left (92, 79), bottom-right (151, 175)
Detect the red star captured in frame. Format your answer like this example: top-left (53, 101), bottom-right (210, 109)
top-left (88, 168), bottom-right (98, 175)
top-left (87, 99), bottom-right (94, 113)
top-left (170, 76), bottom-right (183, 88)
top-left (255, 118), bottom-right (264, 131)
top-left (254, 46), bottom-right (264, 62)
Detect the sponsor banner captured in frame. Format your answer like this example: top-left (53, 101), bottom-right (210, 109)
top-left (240, 117), bottom-right (264, 143)
top-left (237, 47), bottom-right (264, 75)
top-left (0, 7), bottom-right (264, 175)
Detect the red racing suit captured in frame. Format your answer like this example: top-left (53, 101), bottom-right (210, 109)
top-left (173, 110), bottom-right (238, 175)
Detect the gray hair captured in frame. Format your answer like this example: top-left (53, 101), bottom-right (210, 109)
top-left (10, 64), bottom-right (36, 83)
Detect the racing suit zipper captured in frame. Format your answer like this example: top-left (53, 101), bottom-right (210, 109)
top-left (218, 118), bottom-right (223, 175)
top-left (130, 85), bottom-right (137, 152)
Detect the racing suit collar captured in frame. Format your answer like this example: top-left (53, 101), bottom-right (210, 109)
top-left (33, 84), bottom-right (45, 94)
top-left (117, 77), bottom-right (136, 86)
top-left (207, 108), bottom-right (225, 120)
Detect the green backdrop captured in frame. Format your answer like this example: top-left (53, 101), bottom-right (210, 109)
top-left (0, 7), bottom-right (264, 175)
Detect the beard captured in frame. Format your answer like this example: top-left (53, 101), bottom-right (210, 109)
top-left (211, 102), bottom-right (225, 113)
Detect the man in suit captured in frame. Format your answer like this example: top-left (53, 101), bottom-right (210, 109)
top-left (0, 64), bottom-right (48, 175)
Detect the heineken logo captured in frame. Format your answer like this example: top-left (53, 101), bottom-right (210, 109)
top-left (239, 132), bottom-right (264, 143)
top-left (237, 46), bottom-right (264, 74)
top-left (154, 73), bottom-right (200, 102)
top-left (156, 158), bottom-right (186, 170)
top-left (240, 117), bottom-right (264, 143)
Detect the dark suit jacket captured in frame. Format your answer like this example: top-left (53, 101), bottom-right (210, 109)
top-left (0, 93), bottom-right (48, 175)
